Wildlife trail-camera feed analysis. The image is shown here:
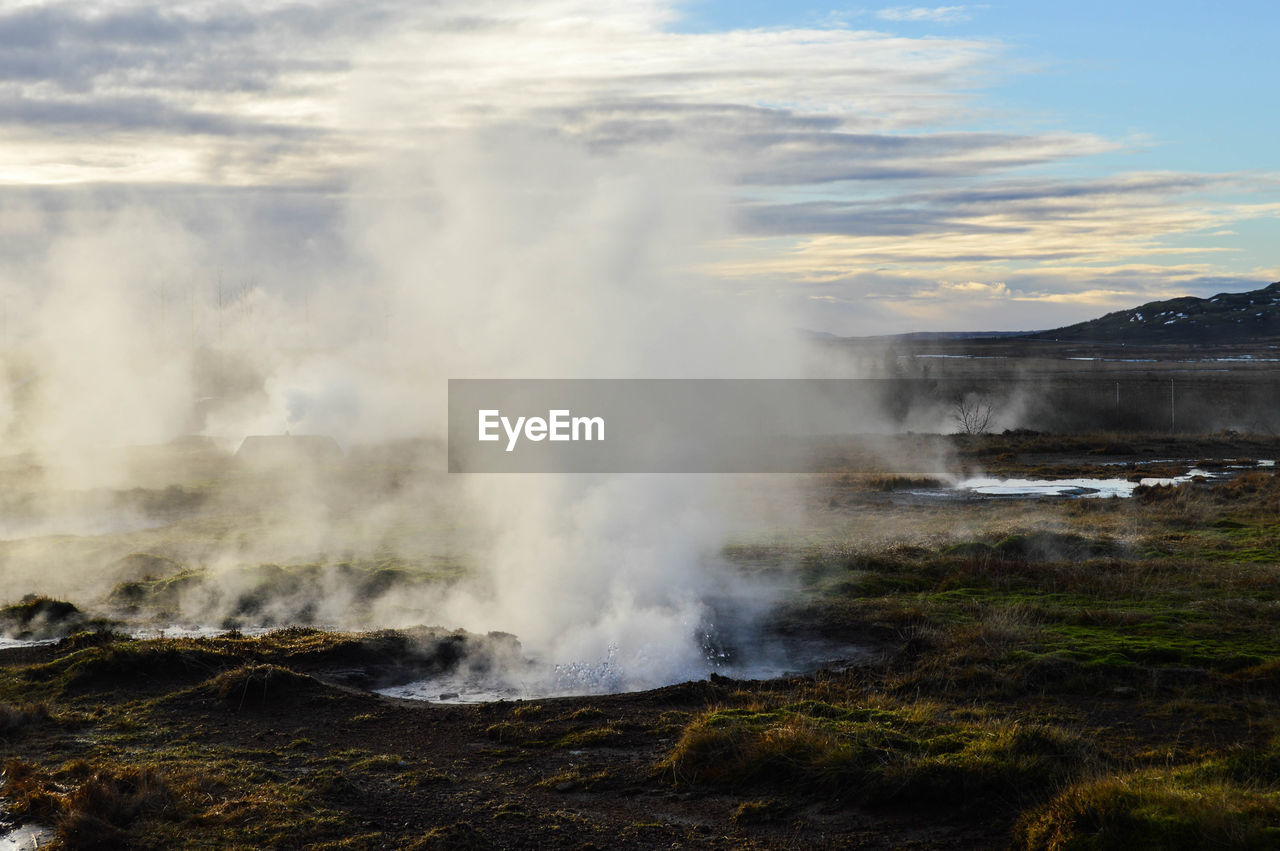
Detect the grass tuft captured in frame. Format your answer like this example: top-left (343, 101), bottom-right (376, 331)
top-left (58, 765), bottom-right (174, 849)
top-left (1018, 767), bottom-right (1280, 850)
top-left (0, 596), bottom-right (86, 640)
top-left (0, 701), bottom-right (50, 736)
top-left (659, 699), bottom-right (1092, 808)
top-left (1, 758), bottom-right (63, 823)
top-left (206, 664), bottom-right (325, 709)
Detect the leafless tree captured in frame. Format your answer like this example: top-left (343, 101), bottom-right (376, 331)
top-left (952, 394), bottom-right (994, 435)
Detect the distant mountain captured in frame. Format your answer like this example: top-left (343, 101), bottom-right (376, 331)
top-left (1028, 281), bottom-right (1280, 343)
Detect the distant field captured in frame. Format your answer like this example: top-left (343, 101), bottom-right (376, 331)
top-left (825, 337), bottom-right (1280, 433)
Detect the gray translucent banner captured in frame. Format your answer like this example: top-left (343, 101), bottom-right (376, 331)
top-left (442, 375), bottom-right (1280, 471)
top-left (448, 378), bottom-right (956, 473)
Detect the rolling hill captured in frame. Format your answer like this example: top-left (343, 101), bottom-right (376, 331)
top-left (1029, 281), bottom-right (1280, 344)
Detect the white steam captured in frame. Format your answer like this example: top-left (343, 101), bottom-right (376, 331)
top-left (0, 126), bottom-right (807, 690)
top-left (335, 130), bottom-right (805, 685)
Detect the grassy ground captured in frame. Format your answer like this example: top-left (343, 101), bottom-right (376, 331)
top-left (719, 463), bottom-right (1280, 847)
top-left (3, 434), bottom-right (1280, 847)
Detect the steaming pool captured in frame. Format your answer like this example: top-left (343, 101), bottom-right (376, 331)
top-left (0, 625), bottom-right (871, 706)
top-left (377, 635), bottom-right (872, 704)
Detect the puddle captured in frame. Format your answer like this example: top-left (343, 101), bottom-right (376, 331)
top-left (912, 457), bottom-right (1280, 502)
top-left (126, 625), bottom-right (280, 641)
top-left (0, 637), bottom-right (59, 651)
top-left (1097, 458), bottom-right (1182, 466)
top-left (952, 476), bottom-right (1153, 498)
top-left (913, 465), bottom-right (1237, 500)
top-left (912, 354), bottom-right (1008, 360)
top-left (0, 824), bottom-right (54, 850)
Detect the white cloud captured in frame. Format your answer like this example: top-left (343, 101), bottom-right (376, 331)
top-left (0, 1), bottom-right (1011, 188)
top-left (876, 6), bottom-right (972, 24)
top-left (0, 0), bottom-right (1269, 334)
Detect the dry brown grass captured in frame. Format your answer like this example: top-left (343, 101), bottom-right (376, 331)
top-left (0, 701), bottom-right (49, 736)
top-left (58, 765), bottom-right (174, 849)
top-left (206, 663), bottom-right (320, 709)
top-left (658, 697), bottom-right (1093, 809)
top-left (1017, 768), bottom-right (1280, 850)
top-left (1136, 469), bottom-right (1280, 520)
top-left (1, 759), bottom-right (183, 848)
top-left (1, 758), bottom-right (62, 823)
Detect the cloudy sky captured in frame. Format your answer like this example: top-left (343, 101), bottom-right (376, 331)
top-left (0, 0), bottom-right (1276, 334)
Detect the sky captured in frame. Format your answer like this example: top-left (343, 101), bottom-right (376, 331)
top-left (0, 0), bottom-right (1276, 335)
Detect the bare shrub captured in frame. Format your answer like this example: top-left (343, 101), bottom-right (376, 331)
top-left (953, 394), bottom-right (995, 435)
